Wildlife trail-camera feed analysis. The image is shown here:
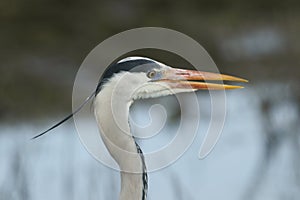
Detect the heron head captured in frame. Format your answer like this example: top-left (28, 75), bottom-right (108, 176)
top-left (96, 56), bottom-right (247, 100)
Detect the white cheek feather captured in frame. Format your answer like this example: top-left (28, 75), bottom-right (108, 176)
top-left (130, 83), bottom-right (166, 99)
top-left (131, 83), bottom-right (196, 100)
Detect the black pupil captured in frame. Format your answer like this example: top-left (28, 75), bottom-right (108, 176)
top-left (149, 71), bottom-right (155, 77)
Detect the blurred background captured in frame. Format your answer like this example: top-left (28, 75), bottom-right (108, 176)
top-left (0, 0), bottom-right (300, 199)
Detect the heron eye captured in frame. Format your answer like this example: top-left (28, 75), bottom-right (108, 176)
top-left (147, 70), bottom-right (156, 78)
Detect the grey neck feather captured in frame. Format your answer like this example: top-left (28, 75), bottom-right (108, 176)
top-left (94, 72), bottom-right (148, 200)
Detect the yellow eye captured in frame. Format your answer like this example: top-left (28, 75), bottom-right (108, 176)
top-left (147, 70), bottom-right (156, 78)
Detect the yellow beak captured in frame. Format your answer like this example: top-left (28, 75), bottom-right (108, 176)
top-left (157, 68), bottom-right (248, 90)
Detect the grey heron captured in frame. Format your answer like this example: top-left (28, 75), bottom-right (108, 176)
top-left (33, 56), bottom-right (247, 200)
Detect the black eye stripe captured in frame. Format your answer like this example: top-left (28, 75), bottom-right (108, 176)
top-left (96, 59), bottom-right (161, 95)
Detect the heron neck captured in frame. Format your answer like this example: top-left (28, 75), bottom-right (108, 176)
top-left (94, 77), bottom-right (148, 200)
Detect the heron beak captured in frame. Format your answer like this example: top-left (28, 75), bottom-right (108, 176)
top-left (158, 68), bottom-right (248, 90)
